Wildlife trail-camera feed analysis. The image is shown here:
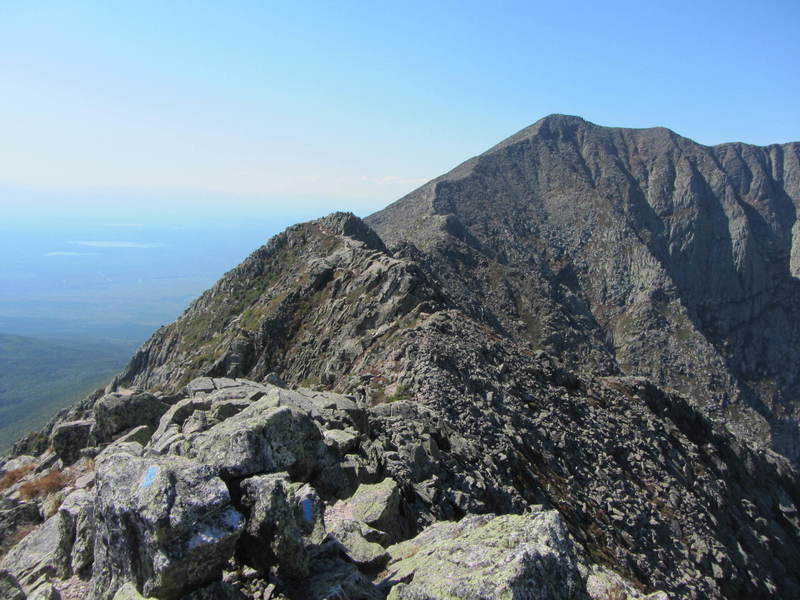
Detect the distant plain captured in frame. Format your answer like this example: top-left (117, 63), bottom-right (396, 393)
top-left (0, 213), bottom-right (292, 451)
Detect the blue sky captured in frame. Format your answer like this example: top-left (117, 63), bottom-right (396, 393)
top-left (1, 0), bottom-right (799, 222)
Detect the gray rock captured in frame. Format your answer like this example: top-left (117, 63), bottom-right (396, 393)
top-left (206, 382), bottom-right (270, 403)
top-left (292, 482), bottom-right (326, 543)
top-left (327, 519), bottom-right (389, 569)
top-left (50, 419), bottom-right (94, 465)
top-left (369, 401), bottom-right (417, 420)
top-left (112, 582), bottom-right (154, 599)
top-left (385, 511), bottom-right (584, 600)
top-left (585, 565), bottom-right (668, 600)
top-left (0, 455), bottom-right (36, 475)
top-left (262, 387), bottom-right (367, 434)
top-left (152, 396), bottom-right (213, 440)
top-left (238, 473), bottom-right (308, 579)
top-left (299, 558), bottom-right (384, 600)
top-left (96, 440), bottom-right (144, 462)
top-left (74, 471), bottom-right (95, 489)
top-left (181, 581), bottom-right (246, 599)
top-left (115, 425), bottom-right (153, 446)
top-left (33, 452), bottom-right (58, 474)
top-left (147, 395), bottom-right (215, 454)
top-left (60, 489), bottom-right (94, 578)
top-left (326, 478), bottom-right (400, 540)
top-left (0, 512), bottom-right (72, 590)
top-left (0, 500), bottom-right (41, 547)
top-left (210, 398), bottom-right (253, 422)
top-left (184, 377), bottom-right (216, 395)
top-left (323, 428), bottom-right (360, 455)
top-left (28, 580), bottom-right (60, 600)
top-left (212, 378), bottom-right (242, 390)
top-left (181, 410), bottom-right (210, 435)
top-left (93, 391), bottom-right (169, 443)
top-left (0, 570), bottom-right (25, 600)
top-left (183, 401), bottom-right (322, 480)
top-left (92, 446), bottom-right (244, 600)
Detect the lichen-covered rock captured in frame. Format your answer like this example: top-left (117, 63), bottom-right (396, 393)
top-left (184, 377), bottom-right (216, 395)
top-left (323, 428), bottom-right (360, 455)
top-left (28, 580), bottom-right (60, 600)
top-left (60, 489), bottom-right (95, 578)
top-left (0, 570), bottom-right (25, 600)
top-left (238, 473), bottom-right (308, 579)
top-left (93, 391), bottom-right (169, 443)
top-left (181, 581), bottom-right (247, 599)
top-left (277, 388), bottom-right (368, 433)
top-left (0, 511), bottom-right (73, 590)
top-left (0, 499), bottom-right (42, 547)
top-left (327, 519), bottom-right (389, 569)
top-left (112, 582), bottom-right (155, 600)
top-left (210, 398), bottom-right (253, 422)
top-left (0, 455), bottom-right (36, 475)
top-left (326, 478), bottom-right (401, 541)
top-left (292, 482), bottom-right (326, 543)
top-left (181, 401), bottom-right (322, 481)
top-left (92, 446), bottom-right (244, 600)
top-left (50, 419), bottom-right (94, 465)
top-left (384, 511), bottom-right (584, 600)
top-left (114, 425), bottom-right (153, 446)
top-left (584, 566), bottom-right (668, 600)
top-left (148, 395), bottom-right (214, 454)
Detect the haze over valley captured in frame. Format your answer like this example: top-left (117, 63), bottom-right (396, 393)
top-left (0, 204), bottom-right (303, 448)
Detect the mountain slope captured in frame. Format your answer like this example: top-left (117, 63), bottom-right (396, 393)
top-left (3, 117), bottom-right (800, 600)
top-left (367, 114), bottom-right (800, 460)
top-left (114, 213), bottom-right (447, 399)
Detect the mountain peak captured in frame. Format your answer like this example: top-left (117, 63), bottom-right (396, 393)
top-left (528, 113), bottom-right (591, 134)
top-left (367, 115), bottom-right (800, 466)
top-left (482, 113), bottom-right (592, 153)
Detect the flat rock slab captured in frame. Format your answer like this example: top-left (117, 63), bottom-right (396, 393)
top-left (183, 402), bottom-right (321, 480)
top-left (385, 511), bottom-right (584, 600)
top-left (326, 478), bottom-right (400, 537)
top-left (0, 512), bottom-right (72, 590)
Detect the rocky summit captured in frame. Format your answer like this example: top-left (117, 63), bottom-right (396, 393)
top-left (2, 115), bottom-right (800, 599)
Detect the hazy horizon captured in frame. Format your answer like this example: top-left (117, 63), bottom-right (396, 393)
top-left (2, 1), bottom-right (798, 225)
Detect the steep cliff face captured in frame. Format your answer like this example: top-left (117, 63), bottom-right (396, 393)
top-left (367, 115), bottom-right (800, 460)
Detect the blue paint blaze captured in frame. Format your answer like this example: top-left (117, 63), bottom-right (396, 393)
top-left (141, 466), bottom-right (158, 488)
top-left (302, 498), bottom-right (314, 523)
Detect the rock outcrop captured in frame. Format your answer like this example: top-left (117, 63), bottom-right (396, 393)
top-left (92, 446), bottom-right (244, 599)
top-left (384, 511), bottom-right (588, 600)
top-left (3, 364), bottom-right (799, 599)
